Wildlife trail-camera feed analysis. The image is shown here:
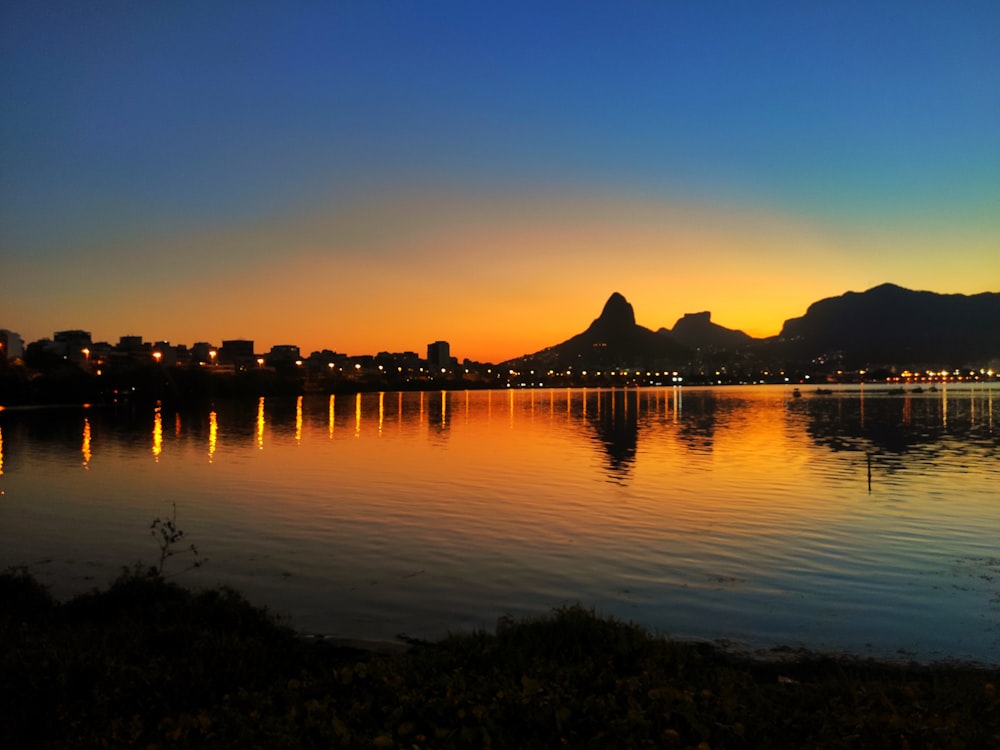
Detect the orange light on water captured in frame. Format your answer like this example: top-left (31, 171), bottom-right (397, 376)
top-left (378, 391), bottom-right (385, 435)
top-left (295, 396), bottom-right (303, 444)
top-left (152, 407), bottom-right (163, 461)
top-left (208, 411), bottom-right (217, 462)
top-left (82, 418), bottom-right (91, 468)
top-left (256, 397), bottom-right (265, 450)
top-left (354, 392), bottom-right (362, 437)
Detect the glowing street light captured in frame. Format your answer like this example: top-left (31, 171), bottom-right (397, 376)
top-left (257, 358), bottom-right (265, 368)
top-left (152, 351), bottom-right (162, 364)
top-left (208, 350), bottom-right (217, 365)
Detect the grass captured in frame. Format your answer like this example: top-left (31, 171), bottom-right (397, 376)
top-left (1, 567), bottom-right (997, 749)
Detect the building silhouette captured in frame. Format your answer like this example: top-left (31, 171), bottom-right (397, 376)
top-left (219, 339), bottom-right (255, 369)
top-left (427, 340), bottom-right (450, 369)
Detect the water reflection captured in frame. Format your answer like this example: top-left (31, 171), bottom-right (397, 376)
top-left (354, 392), bottom-right (361, 437)
top-left (208, 411), bottom-right (217, 462)
top-left (256, 397), bottom-right (265, 450)
top-left (295, 396), bottom-right (303, 444)
top-left (4, 386), bottom-right (999, 663)
top-left (152, 406), bottom-right (162, 461)
top-left (427, 391), bottom-right (452, 442)
top-left (82, 418), bottom-right (91, 468)
top-left (675, 389), bottom-right (718, 452)
top-left (2, 387), bottom-right (996, 483)
top-left (798, 386), bottom-right (999, 456)
top-left (583, 389), bottom-right (638, 480)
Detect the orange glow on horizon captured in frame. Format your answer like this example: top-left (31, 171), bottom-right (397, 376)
top-left (11, 188), bottom-right (997, 363)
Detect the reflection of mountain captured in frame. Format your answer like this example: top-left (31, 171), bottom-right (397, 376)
top-left (675, 390), bottom-right (718, 451)
top-left (582, 389), bottom-right (638, 479)
top-left (797, 389), bottom-right (1000, 457)
top-left (578, 388), bottom-right (727, 479)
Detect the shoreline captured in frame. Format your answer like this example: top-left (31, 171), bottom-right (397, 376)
top-left (3, 568), bottom-right (998, 747)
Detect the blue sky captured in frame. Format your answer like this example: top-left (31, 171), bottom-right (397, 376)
top-left (2, 1), bottom-right (998, 360)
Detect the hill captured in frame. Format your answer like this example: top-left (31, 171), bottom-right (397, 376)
top-left (503, 285), bottom-right (999, 374)
top-left (661, 311), bottom-right (753, 351)
top-left (775, 283), bottom-right (1000, 367)
top-left (506, 292), bottom-right (690, 370)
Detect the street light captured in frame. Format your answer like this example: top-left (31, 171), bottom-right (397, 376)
top-left (152, 351), bottom-right (162, 364)
top-left (208, 350), bottom-right (217, 365)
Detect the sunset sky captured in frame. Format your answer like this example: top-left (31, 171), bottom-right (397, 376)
top-left (2, 2), bottom-right (998, 363)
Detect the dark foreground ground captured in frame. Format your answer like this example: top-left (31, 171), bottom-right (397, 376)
top-left (1, 568), bottom-right (997, 749)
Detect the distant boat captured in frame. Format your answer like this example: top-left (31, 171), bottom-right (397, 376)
top-left (792, 388), bottom-right (802, 398)
top-left (814, 388), bottom-right (834, 395)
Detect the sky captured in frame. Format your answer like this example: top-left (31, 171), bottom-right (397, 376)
top-left (2, 1), bottom-right (998, 363)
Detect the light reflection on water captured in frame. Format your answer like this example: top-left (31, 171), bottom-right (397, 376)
top-left (0, 385), bottom-right (998, 663)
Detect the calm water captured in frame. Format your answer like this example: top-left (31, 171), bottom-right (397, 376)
top-left (1, 385), bottom-right (998, 664)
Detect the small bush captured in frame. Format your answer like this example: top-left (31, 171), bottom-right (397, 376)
top-left (0, 566), bottom-right (54, 622)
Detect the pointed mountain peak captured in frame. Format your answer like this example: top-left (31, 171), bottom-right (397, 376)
top-left (597, 292), bottom-right (636, 328)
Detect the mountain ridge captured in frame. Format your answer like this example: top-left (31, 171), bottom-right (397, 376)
top-left (504, 284), bottom-right (1000, 369)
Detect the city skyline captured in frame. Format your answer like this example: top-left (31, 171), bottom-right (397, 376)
top-left (3, 3), bottom-right (998, 362)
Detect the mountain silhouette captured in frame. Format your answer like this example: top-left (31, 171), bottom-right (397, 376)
top-left (505, 284), bottom-right (999, 371)
top-left (662, 312), bottom-right (752, 351)
top-left (775, 283), bottom-right (1000, 366)
top-left (507, 292), bottom-right (690, 369)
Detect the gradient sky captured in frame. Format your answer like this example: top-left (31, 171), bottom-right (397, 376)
top-left (2, 1), bottom-right (998, 363)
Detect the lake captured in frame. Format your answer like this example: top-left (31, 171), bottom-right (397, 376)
top-left (1, 385), bottom-right (998, 664)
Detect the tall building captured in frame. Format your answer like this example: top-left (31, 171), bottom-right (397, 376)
top-left (427, 340), bottom-right (450, 369)
top-left (0, 329), bottom-right (25, 362)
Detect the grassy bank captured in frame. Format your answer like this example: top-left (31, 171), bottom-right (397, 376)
top-left (1, 568), bottom-right (997, 749)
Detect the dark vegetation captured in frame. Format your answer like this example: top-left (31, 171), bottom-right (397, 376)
top-left (2, 568), bottom-right (998, 749)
